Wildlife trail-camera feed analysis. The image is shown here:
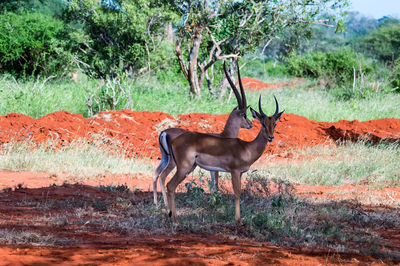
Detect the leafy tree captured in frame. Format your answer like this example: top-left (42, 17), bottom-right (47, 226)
top-left (169, 0), bottom-right (349, 98)
top-left (0, 11), bottom-right (73, 76)
top-left (0, 0), bottom-right (65, 16)
top-left (63, 0), bottom-right (176, 79)
top-left (359, 18), bottom-right (400, 64)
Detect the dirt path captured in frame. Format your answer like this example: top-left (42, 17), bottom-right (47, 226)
top-left (0, 237), bottom-right (386, 265)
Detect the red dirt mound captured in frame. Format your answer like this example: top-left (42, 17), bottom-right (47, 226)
top-left (241, 77), bottom-right (306, 91)
top-left (0, 110), bottom-right (399, 158)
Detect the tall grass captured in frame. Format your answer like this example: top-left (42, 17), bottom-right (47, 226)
top-left (258, 141), bottom-right (400, 186)
top-left (0, 140), bottom-right (154, 180)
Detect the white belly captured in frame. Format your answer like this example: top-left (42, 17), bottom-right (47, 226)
top-left (195, 159), bottom-right (228, 172)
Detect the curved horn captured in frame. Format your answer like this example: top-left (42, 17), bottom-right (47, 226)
top-left (224, 61), bottom-right (242, 109)
top-left (236, 61), bottom-right (247, 109)
top-left (258, 95), bottom-right (267, 118)
top-left (273, 95), bottom-right (279, 118)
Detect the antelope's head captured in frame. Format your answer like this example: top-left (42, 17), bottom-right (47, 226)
top-left (223, 61), bottom-right (253, 130)
top-left (250, 95), bottom-right (284, 142)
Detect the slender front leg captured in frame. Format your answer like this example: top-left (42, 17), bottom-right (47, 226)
top-left (167, 167), bottom-right (191, 224)
top-left (231, 170), bottom-right (242, 222)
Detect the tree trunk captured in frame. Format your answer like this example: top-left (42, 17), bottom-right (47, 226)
top-left (188, 28), bottom-right (203, 98)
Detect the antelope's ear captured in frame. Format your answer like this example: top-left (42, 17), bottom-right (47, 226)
top-left (250, 107), bottom-right (261, 121)
top-left (275, 110), bottom-right (285, 122)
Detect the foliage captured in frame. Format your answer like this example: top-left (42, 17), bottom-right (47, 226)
top-left (391, 59), bottom-right (400, 92)
top-left (285, 49), bottom-right (373, 87)
top-left (63, 0), bottom-right (176, 79)
top-left (359, 19), bottom-right (400, 64)
top-left (0, 0), bottom-right (65, 15)
top-left (0, 11), bottom-right (73, 76)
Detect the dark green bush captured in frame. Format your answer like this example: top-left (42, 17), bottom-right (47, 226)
top-left (0, 11), bottom-right (72, 77)
top-left (285, 49), bottom-right (373, 87)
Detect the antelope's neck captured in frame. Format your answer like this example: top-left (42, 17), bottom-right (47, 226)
top-left (220, 116), bottom-right (240, 138)
top-left (247, 129), bottom-right (268, 163)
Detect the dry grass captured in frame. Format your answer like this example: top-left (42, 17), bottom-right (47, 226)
top-left (255, 141), bottom-right (400, 187)
top-left (0, 139), bottom-right (154, 180)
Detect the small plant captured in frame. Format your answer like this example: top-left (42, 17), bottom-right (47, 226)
top-left (99, 184), bottom-right (130, 193)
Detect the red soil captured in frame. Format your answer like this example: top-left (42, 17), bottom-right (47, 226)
top-left (241, 77), bottom-right (306, 91)
top-left (1, 110), bottom-right (399, 159)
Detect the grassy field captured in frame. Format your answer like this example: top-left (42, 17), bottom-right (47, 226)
top-left (1, 72), bottom-right (399, 122)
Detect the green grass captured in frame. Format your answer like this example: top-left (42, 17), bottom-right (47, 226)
top-left (0, 73), bottom-right (399, 122)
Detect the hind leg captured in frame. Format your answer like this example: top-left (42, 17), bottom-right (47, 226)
top-left (159, 159), bottom-right (176, 206)
top-left (153, 162), bottom-right (164, 205)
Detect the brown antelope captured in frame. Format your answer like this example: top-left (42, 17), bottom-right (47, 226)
top-left (165, 71), bottom-right (284, 223)
top-left (153, 62), bottom-right (252, 205)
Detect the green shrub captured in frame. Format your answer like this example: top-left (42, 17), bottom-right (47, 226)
top-left (285, 49), bottom-right (373, 87)
top-left (391, 59), bottom-right (400, 92)
top-left (0, 11), bottom-right (72, 77)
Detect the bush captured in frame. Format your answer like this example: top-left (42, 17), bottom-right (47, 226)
top-left (285, 49), bottom-right (374, 87)
top-left (391, 59), bottom-right (400, 92)
top-left (0, 11), bottom-right (72, 77)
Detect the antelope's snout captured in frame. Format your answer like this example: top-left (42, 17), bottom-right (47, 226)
top-left (245, 120), bottom-right (253, 129)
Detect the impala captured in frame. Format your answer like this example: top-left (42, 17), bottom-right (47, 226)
top-left (153, 62), bottom-right (252, 205)
top-left (165, 70), bottom-right (284, 223)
